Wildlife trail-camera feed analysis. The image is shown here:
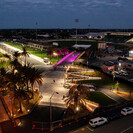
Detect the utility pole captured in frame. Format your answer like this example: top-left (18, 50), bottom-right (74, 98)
top-left (35, 22), bottom-right (38, 41)
top-left (88, 24), bottom-right (90, 39)
top-left (75, 19), bottom-right (79, 44)
top-left (50, 92), bottom-right (59, 131)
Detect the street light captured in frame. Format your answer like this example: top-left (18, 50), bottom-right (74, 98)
top-left (75, 106), bottom-right (80, 111)
top-left (53, 52), bottom-right (58, 62)
top-left (50, 91), bottom-right (59, 131)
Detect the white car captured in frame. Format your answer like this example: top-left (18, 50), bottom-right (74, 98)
top-left (89, 117), bottom-right (108, 127)
top-left (121, 107), bottom-right (133, 116)
top-left (128, 79), bottom-right (133, 83)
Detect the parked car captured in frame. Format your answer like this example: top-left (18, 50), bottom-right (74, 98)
top-left (89, 117), bottom-right (108, 127)
top-left (119, 71), bottom-right (128, 76)
top-left (82, 84), bottom-right (96, 91)
top-left (128, 79), bottom-right (133, 83)
top-left (121, 107), bottom-right (133, 116)
top-left (107, 112), bottom-right (121, 121)
top-left (43, 58), bottom-right (50, 64)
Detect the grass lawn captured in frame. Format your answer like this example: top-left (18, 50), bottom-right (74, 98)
top-left (88, 92), bottom-right (117, 106)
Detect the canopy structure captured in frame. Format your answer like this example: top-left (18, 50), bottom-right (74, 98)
top-left (72, 44), bottom-right (91, 49)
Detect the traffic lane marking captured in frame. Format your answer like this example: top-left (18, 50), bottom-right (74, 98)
top-left (87, 126), bottom-right (94, 132)
top-left (121, 125), bottom-right (133, 133)
top-left (69, 127), bottom-right (92, 133)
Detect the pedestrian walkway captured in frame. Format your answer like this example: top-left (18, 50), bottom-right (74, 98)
top-left (39, 71), bottom-right (69, 108)
top-left (99, 88), bottom-right (126, 103)
top-left (113, 91), bottom-right (133, 101)
top-left (0, 99), bottom-right (9, 123)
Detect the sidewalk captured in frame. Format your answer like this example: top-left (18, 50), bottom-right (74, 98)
top-left (99, 88), bottom-right (126, 103)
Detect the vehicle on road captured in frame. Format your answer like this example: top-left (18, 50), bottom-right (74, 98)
top-left (107, 112), bottom-right (121, 121)
top-left (121, 107), bottom-right (133, 116)
top-left (43, 58), bottom-right (50, 64)
top-left (89, 117), bottom-right (108, 127)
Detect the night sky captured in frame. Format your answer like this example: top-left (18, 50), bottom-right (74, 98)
top-left (0, 0), bottom-right (133, 29)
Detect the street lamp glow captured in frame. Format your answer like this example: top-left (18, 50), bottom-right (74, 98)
top-left (76, 106), bottom-right (80, 111)
top-left (53, 52), bottom-right (58, 56)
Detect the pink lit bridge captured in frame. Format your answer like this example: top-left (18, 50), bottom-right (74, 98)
top-left (53, 51), bottom-right (81, 70)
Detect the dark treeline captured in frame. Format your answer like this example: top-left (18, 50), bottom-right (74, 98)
top-left (0, 28), bottom-right (133, 40)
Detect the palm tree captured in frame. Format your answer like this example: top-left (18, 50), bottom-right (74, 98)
top-left (64, 84), bottom-right (88, 112)
top-left (13, 51), bottom-right (21, 60)
top-left (6, 68), bottom-right (32, 113)
top-left (12, 87), bottom-right (32, 113)
top-left (28, 67), bottom-right (43, 97)
top-left (21, 47), bottom-right (29, 66)
top-left (47, 49), bottom-right (53, 64)
top-left (17, 64), bottom-right (43, 96)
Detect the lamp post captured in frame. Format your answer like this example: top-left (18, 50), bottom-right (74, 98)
top-left (35, 22), bottom-right (38, 41)
top-left (75, 19), bottom-right (79, 44)
top-left (88, 24), bottom-right (90, 39)
top-left (50, 92), bottom-right (59, 131)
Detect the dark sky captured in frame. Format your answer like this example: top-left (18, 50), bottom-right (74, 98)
top-left (0, 0), bottom-right (133, 29)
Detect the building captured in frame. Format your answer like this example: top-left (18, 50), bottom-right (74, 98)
top-left (119, 60), bottom-right (133, 70)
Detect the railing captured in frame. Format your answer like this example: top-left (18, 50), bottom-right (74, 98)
top-left (31, 100), bottom-right (133, 132)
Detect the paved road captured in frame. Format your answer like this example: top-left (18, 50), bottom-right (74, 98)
top-left (99, 88), bottom-right (126, 103)
top-left (67, 114), bottom-right (133, 133)
top-left (0, 43), bottom-right (53, 72)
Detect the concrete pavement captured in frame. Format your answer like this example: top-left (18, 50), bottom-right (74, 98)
top-left (39, 71), bottom-right (68, 108)
top-left (99, 88), bottom-right (126, 103)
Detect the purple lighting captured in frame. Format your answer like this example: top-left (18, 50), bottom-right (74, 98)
top-left (53, 51), bottom-right (75, 69)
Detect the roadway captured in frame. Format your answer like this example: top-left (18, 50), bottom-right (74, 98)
top-left (0, 43), bottom-right (52, 72)
top-left (67, 114), bottom-right (133, 133)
